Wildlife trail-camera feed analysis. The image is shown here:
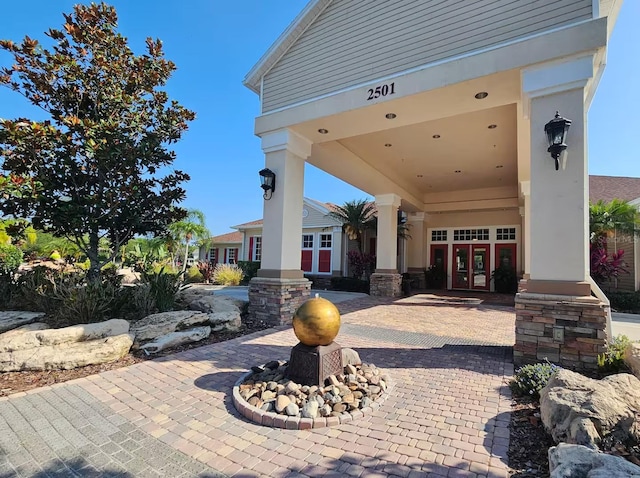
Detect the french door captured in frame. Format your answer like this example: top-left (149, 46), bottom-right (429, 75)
top-left (452, 244), bottom-right (490, 290)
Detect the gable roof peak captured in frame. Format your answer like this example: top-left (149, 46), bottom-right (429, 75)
top-left (243, 0), bottom-right (332, 94)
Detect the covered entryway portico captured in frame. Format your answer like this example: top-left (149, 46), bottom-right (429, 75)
top-left (244, 0), bottom-right (621, 371)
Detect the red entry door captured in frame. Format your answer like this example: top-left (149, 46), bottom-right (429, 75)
top-left (452, 244), bottom-right (490, 290)
top-left (495, 243), bottom-right (517, 270)
top-left (429, 244), bottom-right (448, 289)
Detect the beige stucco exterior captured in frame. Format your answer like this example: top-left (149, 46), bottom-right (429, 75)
top-left (243, 0), bottom-right (623, 311)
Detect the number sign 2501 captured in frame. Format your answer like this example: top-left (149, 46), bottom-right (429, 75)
top-left (367, 82), bottom-right (396, 101)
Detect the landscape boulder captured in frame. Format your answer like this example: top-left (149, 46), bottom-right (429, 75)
top-left (0, 334), bottom-right (134, 371)
top-left (549, 443), bottom-right (640, 477)
top-left (139, 326), bottom-right (211, 354)
top-left (0, 319), bottom-right (130, 352)
top-left (625, 342), bottom-right (640, 380)
top-left (540, 369), bottom-right (640, 449)
top-left (130, 310), bottom-right (210, 342)
top-left (0, 311), bottom-right (47, 334)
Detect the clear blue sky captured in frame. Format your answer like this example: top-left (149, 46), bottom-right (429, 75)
top-left (1, 2), bottom-right (638, 235)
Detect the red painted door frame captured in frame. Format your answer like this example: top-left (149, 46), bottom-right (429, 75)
top-left (429, 244), bottom-right (448, 289)
top-left (495, 243), bottom-right (517, 270)
top-left (471, 243), bottom-right (491, 291)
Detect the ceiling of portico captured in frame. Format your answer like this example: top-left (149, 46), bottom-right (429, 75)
top-left (290, 70), bottom-right (521, 207)
top-left (338, 104), bottom-right (518, 195)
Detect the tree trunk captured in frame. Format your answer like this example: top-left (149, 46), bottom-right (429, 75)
top-left (86, 230), bottom-right (101, 284)
top-left (182, 239), bottom-right (190, 274)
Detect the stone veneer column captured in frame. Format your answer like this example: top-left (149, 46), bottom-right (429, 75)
top-left (516, 55), bottom-right (607, 370)
top-left (249, 129), bottom-right (312, 326)
top-left (370, 194), bottom-right (402, 297)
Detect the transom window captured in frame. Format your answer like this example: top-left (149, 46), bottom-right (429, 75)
top-left (253, 236), bottom-right (262, 261)
top-left (453, 229), bottom-right (489, 241)
top-left (320, 234), bottom-right (332, 248)
top-left (431, 230), bottom-right (447, 242)
top-left (302, 234), bottom-right (314, 248)
top-left (496, 228), bottom-right (516, 240)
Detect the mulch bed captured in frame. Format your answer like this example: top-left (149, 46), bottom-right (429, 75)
top-left (0, 313), bottom-right (272, 398)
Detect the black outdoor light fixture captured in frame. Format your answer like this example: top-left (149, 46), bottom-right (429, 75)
top-left (544, 111), bottom-right (572, 170)
top-left (259, 168), bottom-right (276, 200)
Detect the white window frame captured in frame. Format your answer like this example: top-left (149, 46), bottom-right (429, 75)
top-left (209, 248), bottom-right (217, 263)
top-left (253, 236), bottom-right (262, 261)
top-left (226, 248), bottom-right (237, 264)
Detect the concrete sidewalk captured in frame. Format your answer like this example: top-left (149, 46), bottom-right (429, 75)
top-left (0, 296), bottom-right (515, 477)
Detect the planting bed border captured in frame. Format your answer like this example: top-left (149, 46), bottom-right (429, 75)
top-left (232, 365), bottom-right (394, 430)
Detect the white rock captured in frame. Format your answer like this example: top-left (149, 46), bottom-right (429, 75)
top-left (0, 319), bottom-right (130, 353)
top-left (208, 311), bottom-right (241, 332)
top-left (549, 443), bottom-right (640, 477)
top-left (342, 348), bottom-right (361, 366)
top-left (0, 311), bottom-right (47, 333)
top-left (0, 322), bottom-right (48, 338)
top-left (131, 311), bottom-right (209, 341)
top-left (301, 400), bottom-right (319, 419)
top-left (540, 369), bottom-right (640, 448)
top-left (139, 326), bottom-right (211, 354)
top-left (0, 334), bottom-right (134, 371)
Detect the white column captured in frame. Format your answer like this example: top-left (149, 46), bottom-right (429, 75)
top-left (258, 129), bottom-right (312, 278)
top-left (522, 56), bottom-right (593, 294)
top-left (520, 181), bottom-right (531, 278)
top-left (406, 212), bottom-right (426, 270)
top-left (375, 194), bottom-right (402, 272)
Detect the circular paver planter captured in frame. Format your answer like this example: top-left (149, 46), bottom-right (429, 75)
top-left (233, 362), bottom-right (394, 430)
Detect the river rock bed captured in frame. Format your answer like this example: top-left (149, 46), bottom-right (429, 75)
top-left (233, 359), bottom-right (393, 429)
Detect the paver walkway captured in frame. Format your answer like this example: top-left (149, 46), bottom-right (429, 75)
top-left (0, 295), bottom-right (516, 477)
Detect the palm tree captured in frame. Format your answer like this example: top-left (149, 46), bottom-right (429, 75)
top-left (327, 199), bottom-right (376, 252)
top-left (589, 199), bottom-right (640, 243)
top-left (168, 209), bottom-right (210, 274)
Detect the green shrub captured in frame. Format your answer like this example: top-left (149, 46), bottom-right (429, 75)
top-left (598, 334), bottom-right (632, 374)
top-left (238, 261), bottom-right (260, 284)
top-left (213, 263), bottom-right (243, 286)
top-left (142, 267), bottom-right (182, 312)
top-left (52, 280), bottom-right (118, 326)
top-left (330, 277), bottom-right (369, 293)
top-left (15, 266), bottom-right (65, 313)
top-left (607, 291), bottom-right (640, 313)
top-left (0, 244), bottom-right (23, 275)
top-left (126, 283), bottom-right (156, 320)
top-left (184, 265), bottom-right (204, 284)
top-left (510, 361), bottom-right (560, 398)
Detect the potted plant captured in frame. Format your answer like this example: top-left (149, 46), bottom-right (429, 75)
top-left (491, 263), bottom-right (518, 293)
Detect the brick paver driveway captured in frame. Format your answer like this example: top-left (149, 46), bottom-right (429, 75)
top-left (0, 294), bottom-right (515, 477)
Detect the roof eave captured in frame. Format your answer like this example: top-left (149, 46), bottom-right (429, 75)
top-left (243, 0), bottom-right (332, 94)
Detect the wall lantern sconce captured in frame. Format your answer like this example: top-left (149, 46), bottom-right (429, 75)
top-left (544, 111), bottom-right (572, 170)
top-left (259, 168), bottom-right (276, 200)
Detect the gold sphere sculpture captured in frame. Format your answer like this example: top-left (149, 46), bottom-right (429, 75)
top-left (292, 294), bottom-right (341, 347)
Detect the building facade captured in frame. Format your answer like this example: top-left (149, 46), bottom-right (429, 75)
top-left (243, 0), bottom-right (624, 369)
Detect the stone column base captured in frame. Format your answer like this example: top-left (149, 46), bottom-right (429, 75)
top-left (514, 292), bottom-right (609, 371)
top-left (248, 277), bottom-right (312, 327)
top-left (370, 273), bottom-right (402, 298)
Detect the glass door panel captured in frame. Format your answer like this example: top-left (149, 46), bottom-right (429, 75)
top-left (471, 245), bottom-right (489, 290)
top-left (452, 245), bottom-right (469, 289)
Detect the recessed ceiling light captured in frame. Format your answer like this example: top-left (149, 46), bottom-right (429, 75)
top-left (432, 134), bottom-right (441, 139)
top-left (496, 165), bottom-right (503, 169)
top-left (385, 113), bottom-right (397, 119)
top-left (454, 170), bottom-right (461, 173)
top-left (417, 174), bottom-right (423, 178)
top-left (384, 143), bottom-right (392, 147)
top-left (488, 124), bottom-right (497, 129)
top-left (318, 128), bottom-right (329, 134)
top-left (475, 92), bottom-right (488, 99)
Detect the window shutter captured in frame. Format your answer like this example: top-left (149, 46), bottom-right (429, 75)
top-left (234, 248), bottom-right (239, 264)
top-left (301, 250), bottom-right (313, 272)
top-left (224, 248), bottom-right (227, 263)
top-left (318, 250), bottom-right (331, 273)
top-left (248, 237), bottom-right (254, 261)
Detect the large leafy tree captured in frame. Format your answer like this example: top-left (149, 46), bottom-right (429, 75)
top-left (0, 3), bottom-right (194, 282)
top-left (168, 209), bottom-right (210, 274)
